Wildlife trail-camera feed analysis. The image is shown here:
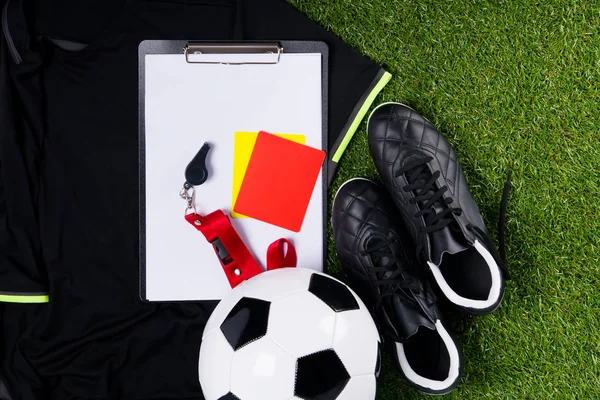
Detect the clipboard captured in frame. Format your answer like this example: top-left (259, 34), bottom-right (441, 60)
top-left (138, 40), bottom-right (329, 302)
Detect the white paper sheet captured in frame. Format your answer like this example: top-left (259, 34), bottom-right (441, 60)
top-left (143, 53), bottom-right (323, 301)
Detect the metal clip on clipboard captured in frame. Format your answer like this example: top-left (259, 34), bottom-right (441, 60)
top-left (184, 42), bottom-right (284, 65)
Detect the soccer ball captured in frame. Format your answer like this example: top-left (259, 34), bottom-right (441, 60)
top-left (199, 267), bottom-right (381, 400)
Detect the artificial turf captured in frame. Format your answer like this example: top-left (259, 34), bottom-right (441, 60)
top-left (286, 0), bottom-right (600, 398)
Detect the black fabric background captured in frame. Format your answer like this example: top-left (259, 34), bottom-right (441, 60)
top-left (0, 1), bottom-right (383, 398)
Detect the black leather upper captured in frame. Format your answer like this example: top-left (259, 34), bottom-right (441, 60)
top-left (332, 179), bottom-right (439, 342)
top-left (368, 104), bottom-right (489, 265)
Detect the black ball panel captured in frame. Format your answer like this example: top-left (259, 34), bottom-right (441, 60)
top-left (218, 392), bottom-right (240, 400)
top-left (308, 274), bottom-right (359, 312)
top-left (220, 297), bottom-right (270, 351)
top-left (295, 349), bottom-right (350, 400)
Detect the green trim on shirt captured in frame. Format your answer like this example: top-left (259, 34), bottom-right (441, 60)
top-left (0, 293), bottom-right (49, 303)
top-left (331, 71), bottom-right (392, 162)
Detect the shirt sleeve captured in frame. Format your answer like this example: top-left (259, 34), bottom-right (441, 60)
top-left (0, 7), bottom-right (49, 303)
top-left (242, 0), bottom-right (392, 184)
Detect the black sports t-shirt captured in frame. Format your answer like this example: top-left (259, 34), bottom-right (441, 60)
top-left (0, 0), bottom-right (390, 398)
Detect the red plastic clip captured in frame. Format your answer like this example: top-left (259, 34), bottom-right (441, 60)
top-left (185, 210), bottom-right (264, 288)
top-left (185, 210), bottom-right (298, 288)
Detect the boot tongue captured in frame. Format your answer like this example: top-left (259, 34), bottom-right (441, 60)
top-left (384, 294), bottom-right (436, 341)
top-left (429, 219), bottom-right (469, 266)
top-left (407, 167), bottom-right (470, 266)
top-left (367, 238), bottom-right (436, 341)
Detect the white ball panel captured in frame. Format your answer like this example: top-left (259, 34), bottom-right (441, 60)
top-left (351, 289), bottom-right (381, 341)
top-left (203, 282), bottom-right (246, 339)
top-left (242, 268), bottom-right (313, 302)
top-left (333, 310), bottom-right (380, 376)
top-left (267, 290), bottom-right (336, 357)
top-left (323, 271), bottom-right (381, 343)
top-left (336, 374), bottom-right (377, 400)
top-left (198, 329), bottom-right (234, 400)
top-left (230, 338), bottom-right (296, 400)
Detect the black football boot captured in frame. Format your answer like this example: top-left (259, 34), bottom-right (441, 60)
top-left (332, 178), bottom-right (461, 394)
top-left (368, 103), bottom-right (510, 316)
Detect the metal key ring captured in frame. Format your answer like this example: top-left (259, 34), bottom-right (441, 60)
top-left (180, 185), bottom-right (198, 217)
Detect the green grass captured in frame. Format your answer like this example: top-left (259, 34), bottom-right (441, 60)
top-left (287, 0), bottom-right (600, 398)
